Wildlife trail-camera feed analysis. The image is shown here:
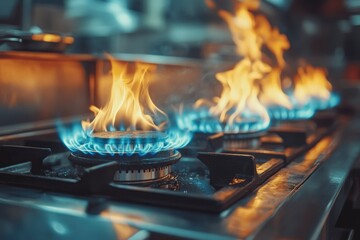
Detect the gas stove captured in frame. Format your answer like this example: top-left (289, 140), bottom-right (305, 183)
top-left (2, 0), bottom-right (360, 236)
top-left (0, 110), bottom-right (338, 212)
top-left (1, 104), bottom-right (359, 239)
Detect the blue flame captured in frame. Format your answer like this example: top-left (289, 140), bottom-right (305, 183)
top-left (268, 92), bottom-right (340, 120)
top-left (310, 92), bottom-right (340, 110)
top-left (268, 105), bottom-right (315, 120)
top-left (58, 123), bottom-right (192, 156)
top-left (175, 108), bottom-right (269, 133)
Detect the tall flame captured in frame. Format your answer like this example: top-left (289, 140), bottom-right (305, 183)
top-left (252, 9), bottom-right (292, 110)
top-left (218, 7), bottom-right (262, 60)
top-left (293, 65), bottom-right (332, 106)
top-left (202, 0), bottom-right (338, 124)
top-left (260, 68), bottom-right (292, 109)
top-left (82, 55), bottom-right (167, 133)
top-left (178, 0), bottom-right (340, 134)
top-left (59, 55), bottom-right (191, 155)
top-left (195, 59), bottom-right (270, 127)
top-left (255, 15), bottom-right (290, 68)
top-left (190, 0), bottom-right (275, 132)
top-left (252, 4), bottom-right (336, 112)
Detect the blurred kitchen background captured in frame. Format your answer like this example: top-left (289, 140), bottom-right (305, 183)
top-left (0, 0), bottom-right (359, 61)
top-left (0, 0), bottom-right (359, 127)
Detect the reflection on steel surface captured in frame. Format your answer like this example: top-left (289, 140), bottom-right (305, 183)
top-left (225, 135), bottom-right (337, 238)
top-left (0, 56), bottom-right (88, 126)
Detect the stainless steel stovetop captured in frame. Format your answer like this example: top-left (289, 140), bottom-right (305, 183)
top-left (0, 109), bottom-right (359, 239)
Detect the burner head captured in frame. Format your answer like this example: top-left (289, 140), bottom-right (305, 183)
top-left (68, 130), bottom-right (182, 184)
top-left (192, 116), bottom-right (269, 134)
top-left (268, 106), bottom-right (315, 121)
top-left (175, 109), bottom-right (270, 134)
top-left (91, 130), bottom-right (165, 142)
top-left (223, 130), bottom-right (266, 149)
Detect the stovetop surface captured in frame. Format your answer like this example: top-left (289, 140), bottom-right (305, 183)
top-left (0, 114), bottom-right (336, 213)
top-left (0, 112), bottom-right (360, 239)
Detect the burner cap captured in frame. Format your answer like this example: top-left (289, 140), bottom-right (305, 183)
top-left (69, 149), bottom-right (181, 170)
top-left (193, 116), bottom-right (269, 134)
top-left (224, 130), bottom-right (266, 140)
top-left (69, 150), bottom-right (181, 184)
top-left (90, 131), bottom-right (166, 143)
top-left (69, 130), bottom-right (181, 184)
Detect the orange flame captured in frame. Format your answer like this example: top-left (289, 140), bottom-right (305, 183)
top-left (181, 0), bottom-right (337, 131)
top-left (206, 0), bottom-right (334, 119)
top-left (194, 1), bottom-right (280, 128)
top-left (82, 55), bottom-right (167, 133)
top-left (293, 65), bottom-right (332, 106)
top-left (218, 7), bottom-right (262, 60)
top-left (252, 10), bottom-right (292, 110)
top-left (195, 59), bottom-right (271, 125)
top-left (260, 68), bottom-right (292, 109)
top-left (255, 15), bottom-right (290, 68)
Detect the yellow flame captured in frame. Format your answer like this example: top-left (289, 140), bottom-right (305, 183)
top-left (195, 1), bottom-right (276, 127)
top-left (255, 15), bottom-right (290, 68)
top-left (82, 55), bottom-right (167, 132)
top-left (293, 65), bottom-right (332, 106)
top-left (197, 0), bottom-right (335, 127)
top-left (195, 59), bottom-right (271, 125)
top-left (260, 68), bottom-right (292, 109)
top-left (209, 0), bottom-right (314, 117)
top-left (218, 7), bottom-right (262, 60)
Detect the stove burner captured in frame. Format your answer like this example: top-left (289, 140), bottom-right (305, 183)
top-left (86, 130), bottom-right (167, 155)
top-left (60, 124), bottom-right (190, 156)
top-left (68, 130), bottom-right (182, 184)
top-left (91, 131), bottom-right (165, 142)
top-left (310, 92), bottom-right (341, 110)
top-left (193, 116), bottom-right (267, 133)
top-left (176, 110), bottom-right (269, 134)
top-left (69, 149), bottom-right (181, 183)
top-left (267, 93), bottom-right (340, 121)
top-left (268, 106), bottom-right (315, 120)
top-left (223, 130), bottom-right (266, 149)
